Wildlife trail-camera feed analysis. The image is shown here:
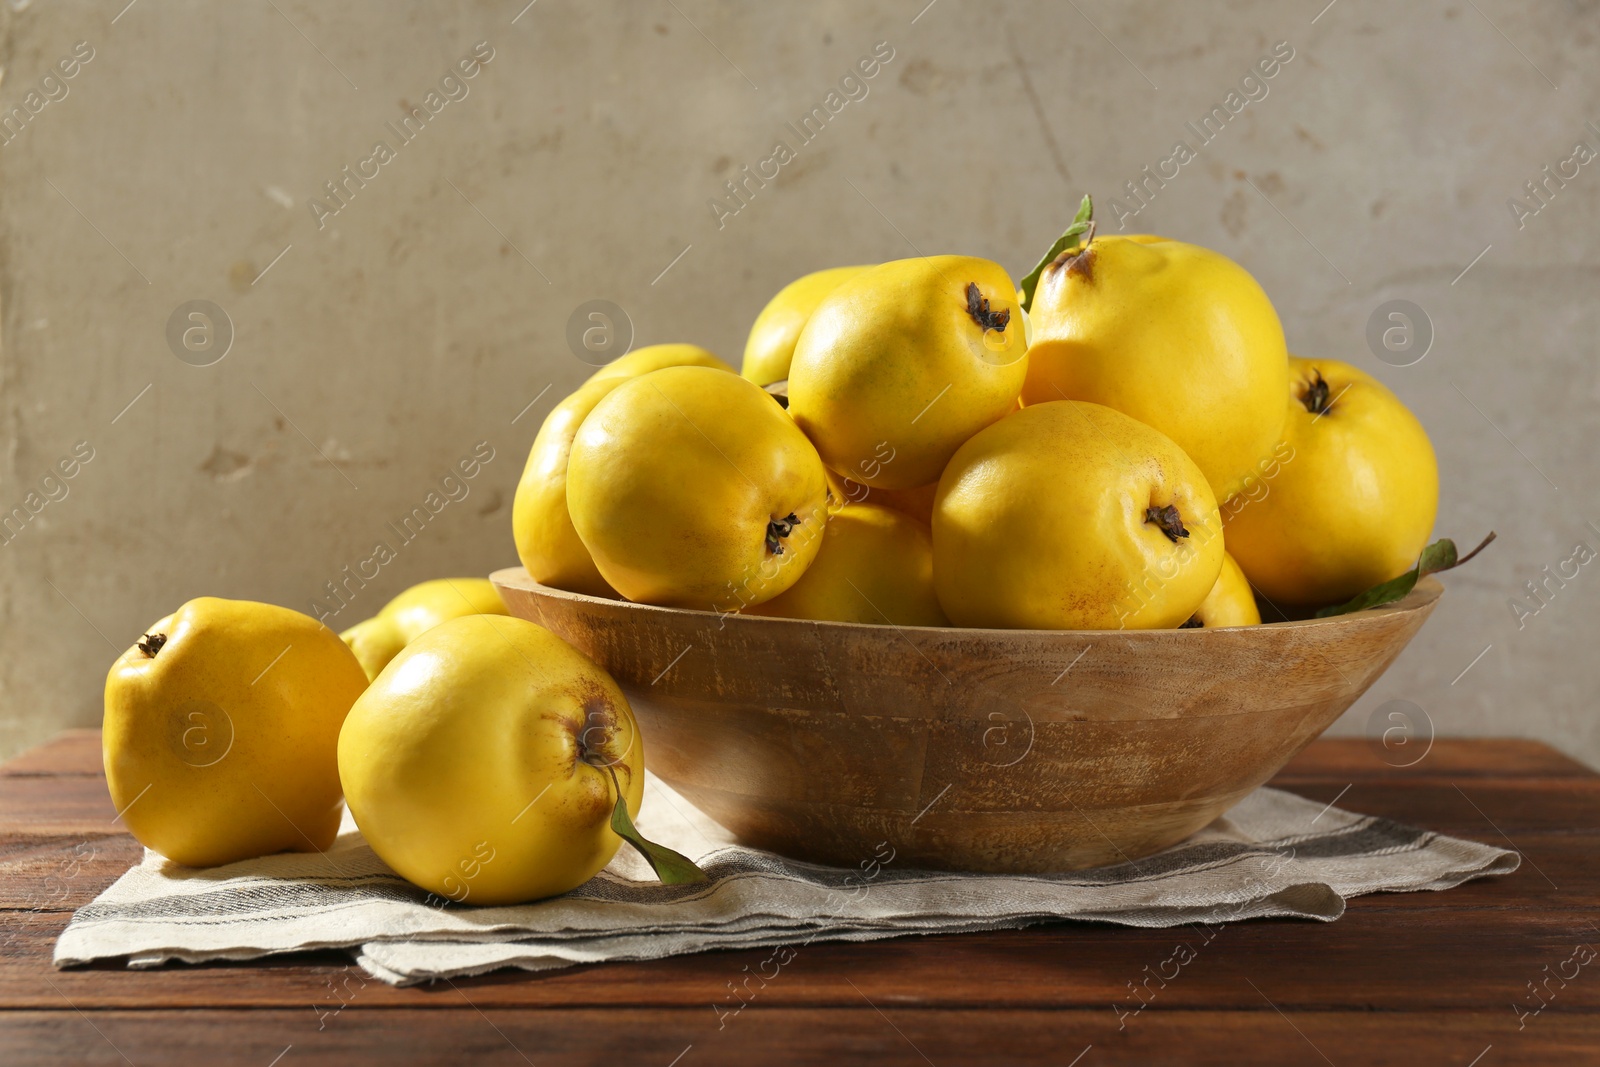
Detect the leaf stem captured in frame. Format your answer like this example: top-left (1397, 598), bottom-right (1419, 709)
top-left (1454, 530), bottom-right (1497, 568)
top-left (1017, 194), bottom-right (1094, 312)
top-left (604, 763), bottom-right (708, 886)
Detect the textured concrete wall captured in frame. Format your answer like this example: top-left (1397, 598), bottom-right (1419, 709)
top-left (1, 0), bottom-right (1596, 765)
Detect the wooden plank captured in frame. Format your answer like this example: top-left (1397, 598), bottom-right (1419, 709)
top-left (8, 898), bottom-right (1598, 1011)
top-left (1276, 737), bottom-right (1596, 780)
top-left (1, 728), bottom-right (1593, 1060)
top-left (1344, 830), bottom-right (1600, 912)
top-left (0, 730), bottom-right (102, 778)
top-left (0, 832), bottom-right (143, 911)
top-left (0, 775), bottom-right (118, 835)
top-left (3, 762), bottom-right (1596, 846)
top-left (1271, 778), bottom-right (1600, 838)
top-left (0, 1007), bottom-right (1593, 1067)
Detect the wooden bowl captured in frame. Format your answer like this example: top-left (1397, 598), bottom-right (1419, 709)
top-left (492, 567), bottom-right (1441, 873)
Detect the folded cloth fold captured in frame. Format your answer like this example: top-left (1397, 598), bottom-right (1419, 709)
top-left (55, 773), bottom-right (1518, 986)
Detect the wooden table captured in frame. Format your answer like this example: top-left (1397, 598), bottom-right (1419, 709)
top-left (1, 731), bottom-right (1595, 1065)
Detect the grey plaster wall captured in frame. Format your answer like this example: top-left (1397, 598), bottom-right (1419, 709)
top-left (0, 0), bottom-right (1595, 765)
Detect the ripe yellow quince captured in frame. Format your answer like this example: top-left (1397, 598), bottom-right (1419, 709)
top-left (104, 598), bottom-right (368, 867)
top-left (789, 255), bottom-right (1027, 489)
top-left (513, 378), bottom-right (628, 598)
top-left (826, 470), bottom-right (939, 527)
top-left (341, 577), bottom-right (508, 681)
top-left (750, 502), bottom-right (947, 626)
top-left (1183, 552), bottom-right (1261, 628)
top-left (382, 576), bottom-right (506, 641)
top-left (741, 265), bottom-right (871, 387)
top-left (339, 618), bottom-right (406, 684)
top-left (514, 345), bottom-right (733, 597)
top-left (1223, 357), bottom-right (1438, 606)
top-left (1023, 234), bottom-right (1289, 501)
top-left (586, 342), bottom-right (732, 384)
top-left (567, 366), bottom-right (829, 611)
top-left (338, 615), bottom-right (644, 905)
top-left (934, 401), bottom-right (1224, 630)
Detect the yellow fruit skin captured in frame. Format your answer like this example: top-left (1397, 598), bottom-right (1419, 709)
top-left (750, 503), bottom-right (948, 626)
top-left (586, 342), bottom-right (731, 384)
top-left (513, 378), bottom-right (623, 598)
top-left (1223, 357), bottom-right (1438, 606)
top-left (1023, 235), bottom-right (1289, 501)
top-left (789, 255), bottom-right (1028, 489)
top-left (742, 266), bottom-right (872, 386)
top-left (933, 401), bottom-right (1224, 630)
top-left (877, 482), bottom-right (939, 526)
top-left (340, 617), bottom-right (405, 682)
top-left (338, 615), bottom-right (644, 906)
top-left (513, 379), bottom-right (624, 597)
top-left (1187, 552), bottom-right (1262, 628)
top-left (568, 366), bottom-right (830, 611)
top-left (104, 598), bottom-right (368, 867)
top-left (515, 347), bottom-right (733, 597)
top-left (340, 578), bottom-right (509, 682)
top-left (825, 470), bottom-right (938, 526)
top-left (382, 577), bottom-right (507, 641)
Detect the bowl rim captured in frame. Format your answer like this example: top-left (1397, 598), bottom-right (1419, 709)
top-left (490, 566), bottom-right (1443, 638)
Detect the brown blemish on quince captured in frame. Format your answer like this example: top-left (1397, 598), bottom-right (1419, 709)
top-left (555, 690), bottom-right (626, 823)
top-left (1048, 220), bottom-right (1098, 282)
top-left (577, 695), bottom-right (616, 765)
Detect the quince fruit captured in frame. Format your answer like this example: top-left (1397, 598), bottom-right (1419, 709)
top-left (567, 366), bottom-right (829, 611)
top-left (514, 345), bottom-right (732, 596)
top-left (512, 377), bottom-right (628, 598)
top-left (1223, 357), bottom-right (1438, 605)
top-left (789, 255), bottom-right (1027, 489)
top-left (750, 502), bottom-right (947, 626)
top-left (933, 401), bottom-right (1223, 629)
top-left (1183, 552), bottom-right (1261, 628)
top-left (338, 615), bottom-right (644, 905)
top-left (340, 577), bottom-right (507, 681)
top-left (1023, 231), bottom-right (1288, 501)
top-left (741, 265), bottom-right (871, 387)
top-left (339, 617), bottom-right (405, 683)
top-left (586, 342), bottom-right (731, 384)
top-left (826, 470), bottom-right (939, 526)
top-left (104, 597), bottom-right (368, 866)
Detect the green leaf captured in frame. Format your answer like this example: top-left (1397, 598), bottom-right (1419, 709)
top-left (605, 764), bottom-right (708, 885)
top-left (1315, 532), bottom-right (1496, 618)
top-left (1018, 195), bottom-right (1094, 312)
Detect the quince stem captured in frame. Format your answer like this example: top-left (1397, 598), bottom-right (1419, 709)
top-left (603, 763), bottom-right (709, 886)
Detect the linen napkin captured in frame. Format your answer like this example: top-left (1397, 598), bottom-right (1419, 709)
top-left (55, 773), bottom-right (1518, 986)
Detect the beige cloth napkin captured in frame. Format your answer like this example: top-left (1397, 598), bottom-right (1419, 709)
top-left (55, 773), bottom-right (1518, 986)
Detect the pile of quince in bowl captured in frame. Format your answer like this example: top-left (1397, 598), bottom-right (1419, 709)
top-left (101, 197), bottom-right (1485, 906)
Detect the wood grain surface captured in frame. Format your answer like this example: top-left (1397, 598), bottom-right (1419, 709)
top-left (494, 567), bottom-right (1442, 871)
top-left (1, 731), bottom-right (1595, 1065)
